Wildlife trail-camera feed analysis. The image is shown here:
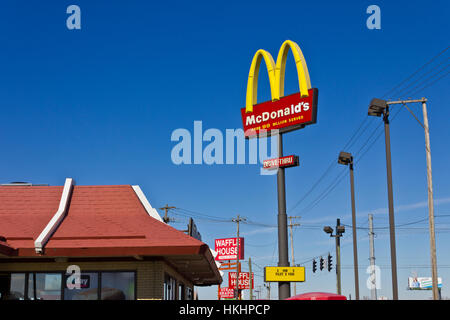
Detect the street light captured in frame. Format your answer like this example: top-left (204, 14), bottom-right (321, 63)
top-left (323, 226), bottom-right (333, 234)
top-left (324, 219), bottom-right (345, 295)
top-left (370, 97), bottom-right (439, 300)
top-left (368, 98), bottom-right (387, 117)
top-left (368, 98), bottom-right (399, 300)
top-left (338, 151), bottom-right (360, 300)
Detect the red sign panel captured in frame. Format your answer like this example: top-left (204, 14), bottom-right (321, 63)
top-left (263, 155), bottom-right (299, 170)
top-left (215, 237), bottom-right (244, 261)
top-left (219, 287), bottom-right (235, 299)
top-left (228, 272), bottom-right (255, 290)
top-left (241, 88), bottom-right (318, 138)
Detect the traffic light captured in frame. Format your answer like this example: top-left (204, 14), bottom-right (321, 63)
top-left (320, 257), bottom-right (325, 271)
top-left (327, 254), bottom-right (333, 272)
top-left (312, 259), bottom-right (317, 273)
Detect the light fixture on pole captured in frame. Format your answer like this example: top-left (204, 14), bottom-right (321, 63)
top-left (338, 151), bottom-right (360, 300)
top-left (323, 219), bottom-right (345, 295)
top-left (370, 97), bottom-right (438, 300)
top-left (368, 98), bottom-right (399, 300)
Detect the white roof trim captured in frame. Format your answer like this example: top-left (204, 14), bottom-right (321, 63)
top-left (34, 178), bottom-right (74, 254)
top-left (210, 249), bottom-right (224, 277)
top-left (132, 185), bottom-right (163, 222)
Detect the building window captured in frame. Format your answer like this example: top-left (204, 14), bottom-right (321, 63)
top-left (9, 273), bottom-right (26, 300)
top-left (1, 270), bottom-right (136, 300)
top-left (27, 273), bottom-right (35, 300)
top-left (35, 273), bottom-right (62, 300)
top-left (101, 272), bottom-right (135, 300)
top-left (64, 272), bottom-right (99, 300)
top-left (164, 274), bottom-right (176, 300)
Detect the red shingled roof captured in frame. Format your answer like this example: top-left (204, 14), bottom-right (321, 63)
top-left (0, 186), bottom-right (63, 253)
top-left (0, 185), bottom-right (207, 257)
top-left (0, 183), bottom-right (222, 285)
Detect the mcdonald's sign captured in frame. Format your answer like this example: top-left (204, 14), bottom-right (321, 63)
top-left (240, 40), bottom-right (318, 138)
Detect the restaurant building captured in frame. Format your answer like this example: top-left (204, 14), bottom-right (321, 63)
top-left (0, 178), bottom-right (222, 300)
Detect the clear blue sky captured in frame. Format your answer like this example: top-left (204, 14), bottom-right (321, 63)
top-left (0, 0), bottom-right (449, 300)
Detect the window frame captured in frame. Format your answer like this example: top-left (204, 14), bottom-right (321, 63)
top-left (5, 269), bottom-right (137, 300)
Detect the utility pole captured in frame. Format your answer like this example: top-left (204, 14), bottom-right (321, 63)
top-left (421, 99), bottom-right (439, 300)
top-left (249, 257), bottom-right (253, 300)
top-left (382, 98), bottom-right (438, 300)
top-left (368, 214), bottom-right (377, 300)
top-left (232, 215), bottom-right (246, 299)
top-left (276, 133), bottom-right (291, 300)
top-left (288, 216), bottom-right (301, 296)
top-left (159, 204), bottom-right (176, 223)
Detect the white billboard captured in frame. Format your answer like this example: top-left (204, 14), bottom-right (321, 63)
top-left (408, 277), bottom-right (442, 290)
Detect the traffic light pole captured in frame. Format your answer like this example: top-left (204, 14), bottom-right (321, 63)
top-left (335, 219), bottom-right (342, 296)
top-left (277, 133), bottom-right (291, 300)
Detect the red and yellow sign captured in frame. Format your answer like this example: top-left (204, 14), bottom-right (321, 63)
top-left (241, 40), bottom-right (318, 138)
top-left (263, 155), bottom-right (299, 170)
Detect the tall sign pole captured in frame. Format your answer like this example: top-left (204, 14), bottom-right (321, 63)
top-left (277, 133), bottom-right (291, 299)
top-left (240, 40), bottom-right (319, 300)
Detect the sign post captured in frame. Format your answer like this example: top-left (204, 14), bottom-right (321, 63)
top-left (241, 40), bottom-right (318, 299)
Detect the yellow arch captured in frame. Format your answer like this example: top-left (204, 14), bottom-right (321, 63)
top-left (245, 49), bottom-right (277, 113)
top-left (245, 40), bottom-right (311, 113)
top-left (275, 40), bottom-right (311, 99)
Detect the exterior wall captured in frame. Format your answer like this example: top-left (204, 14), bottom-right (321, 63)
top-left (0, 259), bottom-right (193, 300)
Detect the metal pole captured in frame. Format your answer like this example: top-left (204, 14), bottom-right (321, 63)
top-left (289, 217), bottom-right (296, 296)
top-left (383, 106), bottom-right (399, 300)
top-left (277, 133), bottom-right (290, 299)
top-left (422, 100), bottom-right (439, 300)
top-left (288, 216), bottom-right (300, 296)
top-left (249, 257), bottom-right (253, 300)
top-left (235, 215), bottom-right (240, 300)
top-left (336, 219), bottom-right (342, 295)
top-left (368, 214), bottom-right (377, 300)
top-left (349, 163), bottom-right (360, 300)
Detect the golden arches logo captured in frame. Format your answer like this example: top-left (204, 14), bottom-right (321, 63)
top-left (245, 40), bottom-right (311, 113)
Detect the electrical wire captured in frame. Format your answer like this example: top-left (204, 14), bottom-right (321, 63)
top-left (285, 46), bottom-right (449, 218)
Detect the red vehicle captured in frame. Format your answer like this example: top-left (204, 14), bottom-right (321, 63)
top-left (286, 292), bottom-right (347, 300)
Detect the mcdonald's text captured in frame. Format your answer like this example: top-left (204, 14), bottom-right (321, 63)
top-left (241, 88), bottom-right (318, 138)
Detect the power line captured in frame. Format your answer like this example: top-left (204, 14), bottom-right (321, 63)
top-left (286, 46), bottom-right (449, 218)
top-left (381, 46), bottom-right (449, 98)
